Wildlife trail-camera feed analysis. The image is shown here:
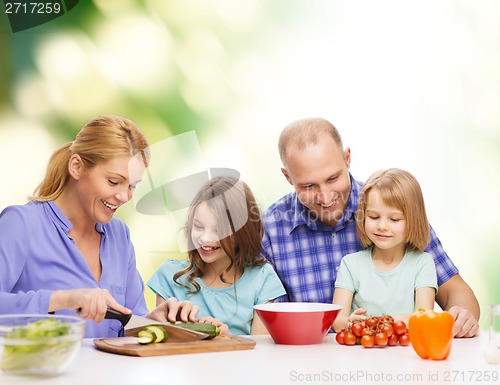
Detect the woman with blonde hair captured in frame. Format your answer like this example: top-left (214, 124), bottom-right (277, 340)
top-left (332, 168), bottom-right (437, 331)
top-left (0, 115), bottom-right (194, 337)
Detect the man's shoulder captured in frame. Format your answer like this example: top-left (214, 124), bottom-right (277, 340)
top-left (262, 191), bottom-right (296, 219)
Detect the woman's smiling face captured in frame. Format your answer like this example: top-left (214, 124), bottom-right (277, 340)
top-left (74, 155), bottom-right (145, 224)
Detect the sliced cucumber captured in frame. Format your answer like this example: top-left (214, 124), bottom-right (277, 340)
top-left (137, 329), bottom-right (156, 344)
top-left (136, 325), bottom-right (168, 344)
top-left (145, 325), bottom-right (168, 343)
top-left (137, 336), bottom-right (155, 344)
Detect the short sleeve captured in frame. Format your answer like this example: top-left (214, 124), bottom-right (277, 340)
top-left (334, 256), bottom-right (356, 293)
top-left (415, 252), bottom-right (438, 293)
top-left (147, 260), bottom-right (188, 300)
top-left (254, 263), bottom-right (286, 304)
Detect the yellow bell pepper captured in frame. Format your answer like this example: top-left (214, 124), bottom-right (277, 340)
top-left (408, 309), bottom-right (454, 360)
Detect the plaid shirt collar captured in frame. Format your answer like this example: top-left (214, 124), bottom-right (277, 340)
top-left (289, 173), bottom-right (361, 233)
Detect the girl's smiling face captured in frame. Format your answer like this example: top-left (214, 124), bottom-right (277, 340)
top-left (364, 188), bottom-right (407, 254)
top-left (191, 201), bottom-right (231, 269)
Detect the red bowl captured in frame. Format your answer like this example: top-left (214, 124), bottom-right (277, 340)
top-left (254, 302), bottom-right (342, 345)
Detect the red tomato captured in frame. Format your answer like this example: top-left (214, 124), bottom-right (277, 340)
top-left (343, 332), bottom-right (356, 346)
top-left (361, 335), bottom-right (375, 348)
top-left (393, 321), bottom-right (407, 336)
top-left (351, 322), bottom-right (364, 337)
top-left (387, 333), bottom-right (399, 346)
top-left (365, 316), bottom-right (379, 327)
top-left (362, 327), bottom-right (374, 336)
top-left (335, 331), bottom-right (345, 345)
top-left (381, 324), bottom-right (393, 337)
top-left (398, 332), bottom-right (410, 346)
top-left (375, 332), bottom-right (388, 347)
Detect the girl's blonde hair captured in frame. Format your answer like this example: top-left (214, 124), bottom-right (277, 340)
top-left (174, 176), bottom-right (266, 294)
top-left (356, 168), bottom-right (430, 252)
top-left (31, 115), bottom-right (150, 201)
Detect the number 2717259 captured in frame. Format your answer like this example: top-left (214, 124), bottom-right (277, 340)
top-left (443, 371), bottom-right (498, 382)
top-left (5, 2), bottom-right (62, 14)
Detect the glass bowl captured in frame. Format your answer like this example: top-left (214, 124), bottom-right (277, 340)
top-left (0, 314), bottom-right (85, 377)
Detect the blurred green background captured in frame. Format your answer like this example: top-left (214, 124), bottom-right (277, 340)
top-left (1, 0), bottom-right (499, 322)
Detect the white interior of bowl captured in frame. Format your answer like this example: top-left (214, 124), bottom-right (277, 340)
top-left (254, 302), bottom-right (342, 313)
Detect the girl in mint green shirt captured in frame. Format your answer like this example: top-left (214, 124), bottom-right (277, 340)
top-left (148, 176), bottom-right (285, 335)
top-left (332, 168), bottom-right (437, 332)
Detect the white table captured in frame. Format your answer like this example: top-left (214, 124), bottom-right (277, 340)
top-left (1, 333), bottom-right (498, 385)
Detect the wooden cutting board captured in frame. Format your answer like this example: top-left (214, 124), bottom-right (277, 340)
top-left (93, 335), bottom-right (256, 357)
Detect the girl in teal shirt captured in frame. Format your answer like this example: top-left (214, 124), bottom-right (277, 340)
top-left (148, 176), bottom-right (286, 335)
top-left (332, 168), bottom-right (437, 331)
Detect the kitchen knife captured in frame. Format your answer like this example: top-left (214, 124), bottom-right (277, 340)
top-left (105, 308), bottom-right (209, 342)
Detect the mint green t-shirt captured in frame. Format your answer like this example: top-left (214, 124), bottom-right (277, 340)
top-left (334, 248), bottom-right (438, 315)
top-left (148, 260), bottom-right (286, 335)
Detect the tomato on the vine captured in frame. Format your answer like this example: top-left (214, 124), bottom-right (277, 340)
top-left (393, 321), bottom-right (407, 336)
top-left (375, 332), bottom-right (388, 347)
top-left (334, 314), bottom-right (409, 349)
top-left (343, 332), bottom-right (356, 346)
top-left (381, 324), bottom-right (393, 337)
top-left (365, 316), bottom-right (379, 327)
top-left (361, 335), bottom-right (375, 348)
top-left (351, 322), bottom-right (364, 337)
top-left (387, 333), bottom-right (399, 346)
top-left (335, 330), bottom-right (345, 345)
top-left (398, 333), bottom-right (410, 346)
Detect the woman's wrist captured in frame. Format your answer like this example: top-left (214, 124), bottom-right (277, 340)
top-left (48, 290), bottom-right (67, 312)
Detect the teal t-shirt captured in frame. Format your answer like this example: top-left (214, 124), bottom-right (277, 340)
top-left (334, 248), bottom-right (438, 315)
top-left (148, 260), bottom-right (286, 335)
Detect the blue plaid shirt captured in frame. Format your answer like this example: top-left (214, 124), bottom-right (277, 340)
top-left (261, 174), bottom-right (459, 304)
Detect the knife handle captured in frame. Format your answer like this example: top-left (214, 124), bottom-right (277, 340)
top-left (104, 308), bottom-right (132, 327)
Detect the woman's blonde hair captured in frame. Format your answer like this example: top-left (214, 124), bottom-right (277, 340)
top-left (356, 168), bottom-right (430, 252)
top-left (174, 176), bottom-right (266, 294)
top-left (31, 115), bottom-right (150, 202)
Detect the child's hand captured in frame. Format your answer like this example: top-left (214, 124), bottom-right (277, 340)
top-left (348, 308), bottom-right (367, 323)
top-left (148, 297), bottom-right (200, 323)
top-left (196, 316), bottom-right (230, 335)
top-left (394, 313), bottom-right (410, 326)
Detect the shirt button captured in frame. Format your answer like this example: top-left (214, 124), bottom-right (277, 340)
top-left (332, 233), bottom-right (336, 237)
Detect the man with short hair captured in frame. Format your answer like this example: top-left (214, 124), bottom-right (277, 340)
top-left (262, 117), bottom-right (479, 337)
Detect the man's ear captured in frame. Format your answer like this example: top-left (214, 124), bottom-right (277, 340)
top-left (281, 167), bottom-right (293, 186)
top-left (344, 147), bottom-right (351, 169)
top-left (68, 154), bottom-right (83, 180)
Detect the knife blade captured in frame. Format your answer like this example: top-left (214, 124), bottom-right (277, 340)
top-left (105, 309), bottom-right (209, 342)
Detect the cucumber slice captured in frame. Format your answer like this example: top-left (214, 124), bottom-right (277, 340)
top-left (144, 326), bottom-right (168, 343)
top-left (137, 336), bottom-right (154, 345)
top-left (137, 329), bottom-right (156, 345)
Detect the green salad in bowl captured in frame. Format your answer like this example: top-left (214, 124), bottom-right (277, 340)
top-left (0, 314), bottom-right (85, 376)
